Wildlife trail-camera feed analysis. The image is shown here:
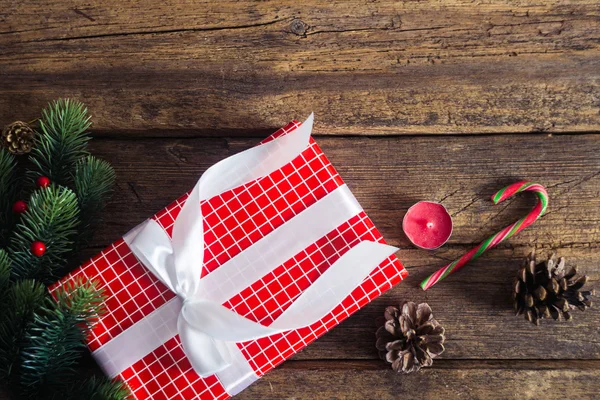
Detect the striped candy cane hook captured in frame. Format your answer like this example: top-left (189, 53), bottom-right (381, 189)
top-left (420, 181), bottom-right (549, 291)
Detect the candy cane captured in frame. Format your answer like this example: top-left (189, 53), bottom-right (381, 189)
top-left (420, 181), bottom-right (549, 291)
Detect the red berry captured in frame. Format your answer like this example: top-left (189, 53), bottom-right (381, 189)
top-left (36, 176), bottom-right (51, 188)
top-left (31, 241), bottom-right (46, 257)
top-left (12, 200), bottom-right (28, 214)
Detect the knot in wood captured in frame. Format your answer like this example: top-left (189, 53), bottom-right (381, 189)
top-left (290, 19), bottom-right (308, 37)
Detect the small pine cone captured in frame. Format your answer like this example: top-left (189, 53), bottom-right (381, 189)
top-left (1, 121), bottom-right (35, 154)
top-left (376, 301), bottom-right (445, 374)
top-left (513, 251), bottom-right (595, 325)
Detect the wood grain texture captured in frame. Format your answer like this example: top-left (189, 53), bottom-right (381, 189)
top-left (87, 134), bottom-right (600, 247)
top-left (2, 0), bottom-right (599, 135)
top-left (75, 134), bottom-right (600, 362)
top-left (0, 360), bottom-right (598, 400)
top-left (2, 2), bottom-right (600, 397)
top-left (236, 360), bottom-right (600, 399)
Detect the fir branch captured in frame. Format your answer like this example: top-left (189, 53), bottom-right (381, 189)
top-left (29, 99), bottom-right (91, 186)
top-left (0, 280), bottom-right (46, 382)
top-left (53, 279), bottom-right (105, 327)
top-left (0, 250), bottom-right (12, 306)
top-left (19, 280), bottom-right (104, 396)
top-left (73, 155), bottom-right (116, 242)
top-left (0, 148), bottom-right (19, 246)
top-left (19, 302), bottom-right (86, 395)
top-left (63, 376), bottom-right (131, 400)
top-left (0, 147), bottom-right (17, 194)
top-left (9, 185), bottom-right (80, 283)
top-left (0, 100), bottom-right (121, 399)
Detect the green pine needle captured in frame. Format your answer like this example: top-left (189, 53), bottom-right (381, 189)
top-left (64, 376), bottom-right (131, 400)
top-left (0, 279), bottom-right (46, 381)
top-left (29, 99), bottom-right (91, 186)
top-left (19, 281), bottom-right (105, 395)
top-left (53, 279), bottom-right (105, 327)
top-left (0, 250), bottom-right (12, 304)
top-left (19, 303), bottom-right (86, 393)
top-left (9, 185), bottom-right (80, 283)
top-left (73, 155), bottom-right (116, 240)
top-left (0, 148), bottom-right (19, 246)
top-left (0, 147), bottom-right (17, 194)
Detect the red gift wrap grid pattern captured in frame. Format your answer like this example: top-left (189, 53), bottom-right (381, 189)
top-left (52, 121), bottom-right (407, 400)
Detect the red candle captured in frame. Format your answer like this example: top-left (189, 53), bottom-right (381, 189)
top-left (403, 201), bottom-right (453, 250)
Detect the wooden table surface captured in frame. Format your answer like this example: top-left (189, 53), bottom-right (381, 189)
top-left (2, 1), bottom-right (600, 399)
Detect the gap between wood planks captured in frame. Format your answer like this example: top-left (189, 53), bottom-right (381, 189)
top-left (278, 359), bottom-right (600, 370)
top-left (88, 130), bottom-right (600, 140)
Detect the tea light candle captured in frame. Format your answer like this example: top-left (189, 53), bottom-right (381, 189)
top-left (402, 201), bottom-right (453, 250)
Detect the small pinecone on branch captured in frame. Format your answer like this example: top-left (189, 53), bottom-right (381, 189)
top-left (375, 301), bottom-right (445, 373)
top-left (2, 121), bottom-right (35, 154)
top-left (513, 251), bottom-right (595, 325)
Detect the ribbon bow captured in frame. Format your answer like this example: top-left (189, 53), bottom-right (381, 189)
top-left (124, 115), bottom-right (399, 378)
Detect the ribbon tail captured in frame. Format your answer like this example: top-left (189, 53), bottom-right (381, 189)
top-left (271, 240), bottom-right (399, 329)
top-left (181, 299), bottom-right (282, 343)
top-left (181, 240), bottom-right (399, 344)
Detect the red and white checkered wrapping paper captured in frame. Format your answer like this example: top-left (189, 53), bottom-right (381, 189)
top-left (52, 121), bottom-right (407, 400)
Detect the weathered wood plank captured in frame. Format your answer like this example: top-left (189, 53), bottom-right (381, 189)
top-left (1, 360), bottom-right (598, 399)
top-left (87, 134), bottom-right (600, 247)
top-left (70, 134), bottom-right (600, 360)
top-left (237, 360), bottom-right (600, 399)
top-left (1, 1), bottom-right (599, 135)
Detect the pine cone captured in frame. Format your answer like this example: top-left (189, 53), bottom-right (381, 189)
top-left (375, 302), bottom-right (445, 373)
top-left (1, 121), bottom-right (35, 154)
top-left (513, 251), bottom-right (595, 325)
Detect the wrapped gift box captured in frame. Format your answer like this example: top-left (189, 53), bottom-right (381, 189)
top-left (51, 117), bottom-right (407, 400)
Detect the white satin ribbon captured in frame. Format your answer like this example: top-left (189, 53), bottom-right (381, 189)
top-left (105, 114), bottom-right (399, 387)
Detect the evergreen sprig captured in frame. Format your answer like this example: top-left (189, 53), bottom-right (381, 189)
top-left (29, 99), bottom-right (91, 186)
top-left (0, 250), bottom-right (11, 302)
top-left (73, 155), bottom-right (116, 241)
top-left (0, 148), bottom-right (18, 246)
top-left (0, 148), bottom-right (17, 196)
top-left (0, 99), bottom-right (127, 399)
top-left (53, 279), bottom-right (105, 326)
top-left (10, 185), bottom-right (80, 283)
top-left (0, 279), bottom-right (46, 382)
top-left (19, 281), bottom-right (104, 396)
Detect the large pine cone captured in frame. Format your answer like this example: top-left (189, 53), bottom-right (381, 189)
top-left (514, 251), bottom-right (595, 325)
top-left (375, 301), bottom-right (445, 373)
top-left (1, 121), bottom-right (35, 154)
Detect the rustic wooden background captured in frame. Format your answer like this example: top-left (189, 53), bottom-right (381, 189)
top-left (2, 0), bottom-right (600, 399)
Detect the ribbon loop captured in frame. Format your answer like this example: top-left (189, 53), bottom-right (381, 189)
top-left (127, 219), bottom-right (178, 294)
